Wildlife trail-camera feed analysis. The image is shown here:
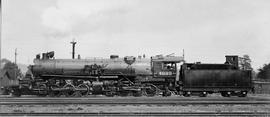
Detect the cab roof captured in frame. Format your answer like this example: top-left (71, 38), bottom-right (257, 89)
top-left (151, 56), bottom-right (184, 62)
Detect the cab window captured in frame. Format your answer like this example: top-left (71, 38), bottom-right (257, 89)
top-left (162, 62), bottom-right (176, 70)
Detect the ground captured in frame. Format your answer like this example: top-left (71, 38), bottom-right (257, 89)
top-left (0, 104), bottom-right (269, 113)
top-left (0, 94), bottom-right (269, 113)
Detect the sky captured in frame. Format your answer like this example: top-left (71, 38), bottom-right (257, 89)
top-left (1, 0), bottom-right (270, 70)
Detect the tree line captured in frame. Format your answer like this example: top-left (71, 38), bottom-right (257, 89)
top-left (1, 59), bottom-right (23, 79)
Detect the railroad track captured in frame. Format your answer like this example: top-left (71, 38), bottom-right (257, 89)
top-left (0, 112), bottom-right (268, 116)
top-left (0, 97), bottom-right (270, 105)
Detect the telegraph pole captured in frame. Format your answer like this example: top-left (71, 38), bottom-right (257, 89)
top-left (14, 48), bottom-right (17, 79)
top-left (0, 0), bottom-right (2, 68)
top-left (182, 49), bottom-right (185, 61)
top-left (15, 48), bottom-right (17, 64)
top-left (70, 40), bottom-right (76, 59)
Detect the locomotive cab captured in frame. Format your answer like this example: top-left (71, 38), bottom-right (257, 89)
top-left (151, 55), bottom-right (184, 94)
top-left (151, 56), bottom-right (182, 78)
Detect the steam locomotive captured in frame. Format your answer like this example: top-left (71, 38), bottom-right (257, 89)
top-left (11, 52), bottom-right (252, 97)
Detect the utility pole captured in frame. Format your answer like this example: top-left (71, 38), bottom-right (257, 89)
top-left (0, 0), bottom-right (2, 69)
top-left (15, 48), bottom-right (17, 79)
top-left (15, 48), bottom-right (17, 64)
top-left (70, 39), bottom-right (76, 59)
top-left (182, 49), bottom-right (185, 62)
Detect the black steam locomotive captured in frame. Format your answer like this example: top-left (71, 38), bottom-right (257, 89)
top-left (11, 52), bottom-right (252, 97)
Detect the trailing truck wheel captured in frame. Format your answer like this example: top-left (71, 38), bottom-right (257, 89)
top-left (12, 93), bottom-right (21, 97)
top-left (144, 84), bottom-right (157, 97)
top-left (2, 88), bottom-right (10, 95)
top-left (162, 91), bottom-right (171, 97)
top-left (11, 88), bottom-right (21, 97)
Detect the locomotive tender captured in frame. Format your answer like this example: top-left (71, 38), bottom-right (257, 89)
top-left (12, 52), bottom-right (252, 97)
top-left (180, 56), bottom-right (252, 97)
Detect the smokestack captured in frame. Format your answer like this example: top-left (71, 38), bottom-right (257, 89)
top-left (70, 40), bottom-right (77, 59)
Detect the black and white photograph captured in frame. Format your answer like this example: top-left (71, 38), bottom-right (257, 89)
top-left (0, 0), bottom-right (270, 116)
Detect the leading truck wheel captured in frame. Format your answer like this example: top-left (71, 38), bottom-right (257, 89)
top-left (49, 85), bottom-right (61, 97)
top-left (119, 91), bottom-right (129, 97)
top-left (133, 91), bottom-right (142, 97)
top-left (49, 91), bottom-right (60, 97)
top-left (105, 91), bottom-right (115, 97)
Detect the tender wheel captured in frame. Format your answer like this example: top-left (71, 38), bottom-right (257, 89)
top-left (183, 91), bottom-right (191, 97)
top-left (238, 91), bottom-right (247, 97)
top-left (199, 92), bottom-right (207, 97)
top-left (221, 92), bottom-right (226, 97)
top-left (221, 92), bottom-right (231, 97)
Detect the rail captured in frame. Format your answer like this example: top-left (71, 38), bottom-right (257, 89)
top-left (0, 97), bottom-right (270, 105)
top-left (0, 112), bottom-right (268, 116)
